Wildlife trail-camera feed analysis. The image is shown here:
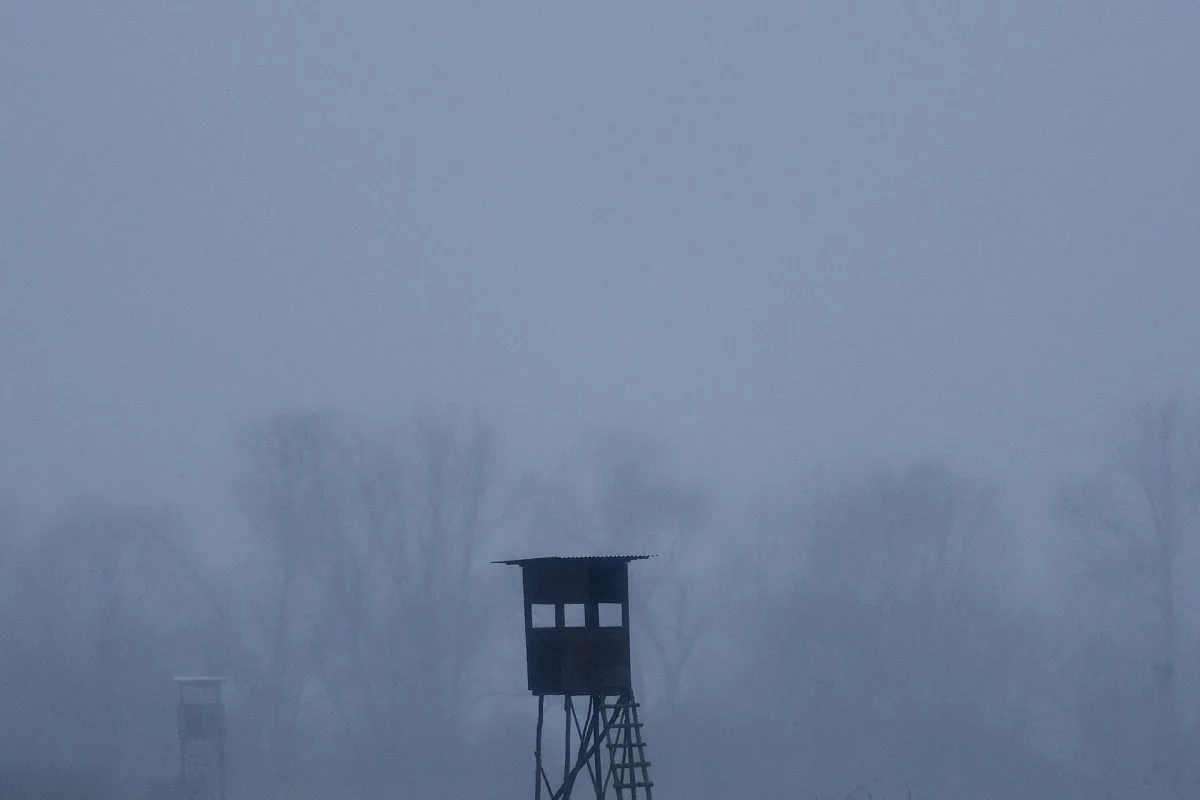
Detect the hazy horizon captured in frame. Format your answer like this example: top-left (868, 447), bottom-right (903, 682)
top-left (3, 4), bottom-right (1199, 797)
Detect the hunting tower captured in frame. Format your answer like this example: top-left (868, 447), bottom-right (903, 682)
top-left (175, 677), bottom-right (227, 800)
top-left (497, 555), bottom-right (655, 800)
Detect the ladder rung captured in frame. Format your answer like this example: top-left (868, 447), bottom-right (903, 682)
top-left (608, 741), bottom-right (647, 750)
top-left (602, 701), bottom-right (640, 709)
top-left (611, 761), bottom-right (651, 769)
top-left (614, 781), bottom-right (654, 790)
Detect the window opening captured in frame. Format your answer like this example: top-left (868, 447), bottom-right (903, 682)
top-left (564, 603), bottom-right (586, 627)
top-left (598, 603), bottom-right (623, 627)
top-left (531, 604), bottom-right (556, 628)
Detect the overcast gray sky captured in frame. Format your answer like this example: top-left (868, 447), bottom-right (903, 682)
top-left (3, 1), bottom-right (1199, 534)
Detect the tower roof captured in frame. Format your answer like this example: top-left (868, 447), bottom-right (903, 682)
top-left (493, 554), bottom-right (653, 566)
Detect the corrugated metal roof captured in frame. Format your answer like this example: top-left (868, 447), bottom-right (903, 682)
top-left (493, 554), bottom-right (654, 566)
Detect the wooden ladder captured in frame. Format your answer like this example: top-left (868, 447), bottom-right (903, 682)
top-left (601, 697), bottom-right (654, 800)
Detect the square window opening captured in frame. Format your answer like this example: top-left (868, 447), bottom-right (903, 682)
top-left (564, 603), bottom-right (586, 627)
top-left (532, 604), bottom-right (556, 628)
top-left (599, 603), bottom-right (623, 627)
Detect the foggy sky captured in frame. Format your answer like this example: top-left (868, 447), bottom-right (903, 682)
top-left (3, 1), bottom-right (1199, 541)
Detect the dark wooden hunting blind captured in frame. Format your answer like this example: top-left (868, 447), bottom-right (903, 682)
top-left (497, 555), bottom-right (652, 696)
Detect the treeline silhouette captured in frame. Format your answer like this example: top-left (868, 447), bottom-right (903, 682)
top-left (2, 398), bottom-right (1199, 800)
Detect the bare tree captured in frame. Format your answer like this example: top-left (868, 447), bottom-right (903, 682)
top-left (235, 410), bottom-right (350, 788)
top-left (1056, 397), bottom-right (1200, 764)
top-left (751, 459), bottom-right (1016, 795)
top-left (232, 407), bottom-right (503, 794)
top-left (323, 409), bottom-right (499, 779)
top-left (4, 502), bottom-right (198, 776)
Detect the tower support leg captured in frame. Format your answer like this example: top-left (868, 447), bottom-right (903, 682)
top-left (535, 695), bottom-right (545, 800)
top-left (531, 692), bottom-right (654, 800)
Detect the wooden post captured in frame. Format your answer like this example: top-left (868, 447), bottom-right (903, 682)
top-left (535, 695), bottom-right (545, 800)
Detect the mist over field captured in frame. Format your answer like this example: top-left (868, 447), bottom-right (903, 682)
top-left (3, 2), bottom-right (1200, 798)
